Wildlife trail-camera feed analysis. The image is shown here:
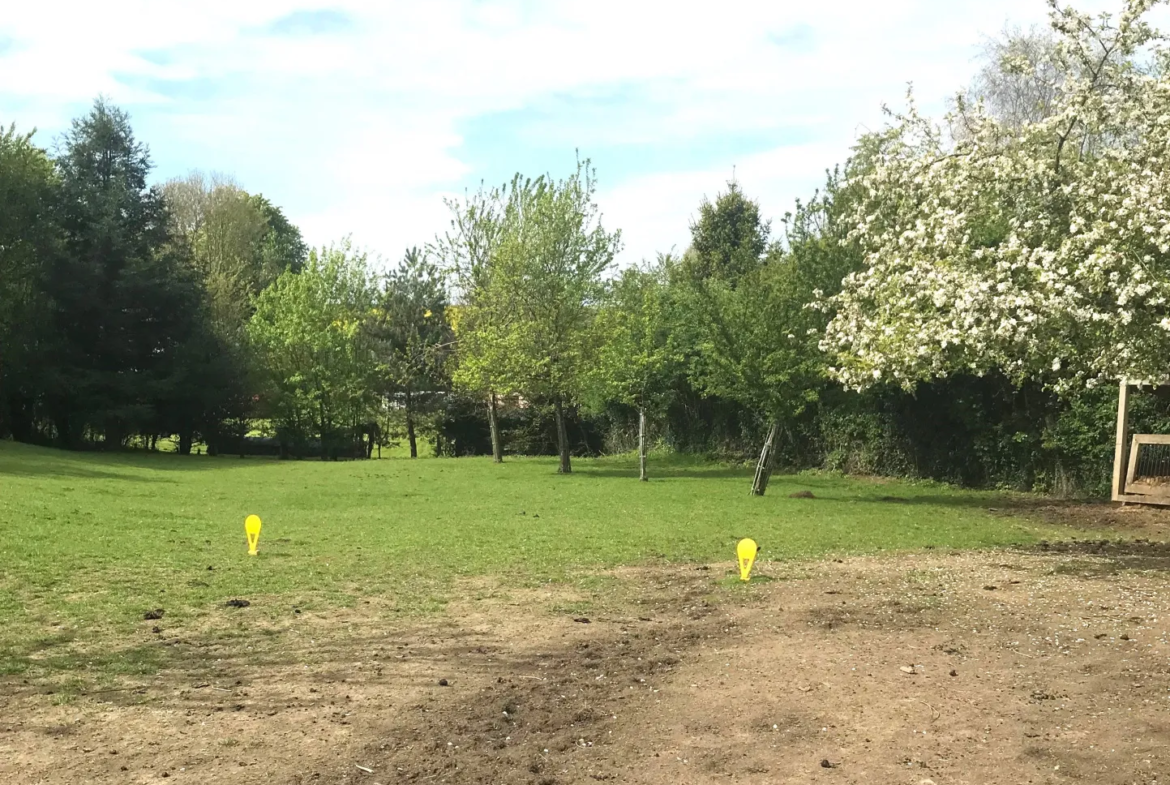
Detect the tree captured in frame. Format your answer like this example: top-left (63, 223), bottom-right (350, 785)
top-left (252, 194), bottom-right (309, 277)
top-left (481, 159), bottom-right (622, 474)
top-left (370, 247), bottom-right (452, 458)
top-left (662, 181), bottom-right (777, 483)
top-left (248, 242), bottom-right (376, 459)
top-left (436, 180), bottom-right (509, 462)
top-left (180, 176), bottom-right (268, 334)
top-left (680, 175), bottom-right (862, 495)
top-left (585, 258), bottom-right (678, 480)
top-left (683, 181), bottom-right (770, 284)
top-left (162, 173), bottom-right (306, 335)
top-left (48, 98), bottom-right (206, 449)
top-left (686, 260), bottom-right (823, 494)
top-left (161, 173), bottom-right (309, 452)
top-left (824, 0), bottom-right (1170, 394)
top-left (0, 123), bottom-right (58, 442)
top-left (959, 26), bottom-right (1064, 130)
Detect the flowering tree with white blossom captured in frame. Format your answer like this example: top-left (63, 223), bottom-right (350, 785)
top-left (823, 0), bottom-right (1170, 393)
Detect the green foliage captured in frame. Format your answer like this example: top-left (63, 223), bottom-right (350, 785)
top-left (248, 242), bottom-right (377, 457)
top-left (159, 173), bottom-right (308, 453)
top-left (687, 259), bottom-right (821, 422)
top-left (684, 181), bottom-right (770, 284)
top-left (437, 178), bottom-right (509, 400)
top-left (369, 247), bottom-right (453, 455)
top-left (584, 258), bottom-right (678, 416)
top-left (441, 160), bottom-right (621, 470)
top-left (488, 161), bottom-right (622, 470)
top-left (1, 78), bottom-right (1161, 503)
top-left (471, 161), bottom-right (621, 404)
top-left (196, 185), bottom-right (269, 334)
top-left (0, 104), bottom-right (288, 454)
top-left (0, 122), bottom-right (58, 442)
top-left (252, 194), bottom-right (309, 276)
top-left (373, 247), bottom-right (451, 394)
top-left (47, 98), bottom-right (209, 448)
top-left (679, 175), bottom-right (861, 427)
top-left (162, 173), bottom-right (306, 338)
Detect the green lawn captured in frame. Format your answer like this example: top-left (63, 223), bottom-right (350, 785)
top-left (0, 441), bottom-right (1063, 685)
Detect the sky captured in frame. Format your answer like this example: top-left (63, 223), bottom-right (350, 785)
top-left (0, 0), bottom-right (1138, 267)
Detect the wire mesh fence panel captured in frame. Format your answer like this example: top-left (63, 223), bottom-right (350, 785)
top-left (1127, 436), bottom-right (1170, 497)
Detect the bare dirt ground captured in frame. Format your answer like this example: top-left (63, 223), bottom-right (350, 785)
top-left (3, 504), bottom-right (1170, 785)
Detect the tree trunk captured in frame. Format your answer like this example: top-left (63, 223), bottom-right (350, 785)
top-left (751, 421), bottom-right (781, 496)
top-left (638, 407), bottom-right (648, 482)
top-left (579, 417), bottom-right (593, 456)
top-left (554, 397), bottom-right (572, 474)
top-left (0, 396), bottom-right (9, 441)
top-left (178, 428), bottom-right (193, 456)
top-left (5, 394), bottom-right (35, 443)
top-left (405, 389), bottom-right (418, 459)
top-left (319, 398), bottom-right (328, 462)
top-left (487, 392), bottom-right (503, 463)
top-left (104, 422), bottom-right (123, 451)
top-left (53, 417), bottom-right (68, 449)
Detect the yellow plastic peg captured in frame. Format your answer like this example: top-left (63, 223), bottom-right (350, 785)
top-left (245, 514), bottom-right (262, 556)
top-left (736, 538), bottom-right (758, 582)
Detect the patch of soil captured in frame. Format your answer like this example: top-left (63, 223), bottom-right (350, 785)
top-left (1015, 498), bottom-right (1170, 537)
top-left (3, 531), bottom-right (1170, 784)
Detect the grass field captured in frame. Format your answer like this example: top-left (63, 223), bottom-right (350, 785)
top-left (0, 441), bottom-right (1063, 688)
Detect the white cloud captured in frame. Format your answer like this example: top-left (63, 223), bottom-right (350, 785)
top-left (1, 0), bottom-right (1157, 267)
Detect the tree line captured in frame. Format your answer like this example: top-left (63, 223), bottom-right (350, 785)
top-left (0, 101), bottom-right (310, 455)
top-left (5, 0), bottom-right (1170, 497)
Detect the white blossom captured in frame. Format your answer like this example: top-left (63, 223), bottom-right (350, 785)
top-left (821, 0), bottom-right (1170, 392)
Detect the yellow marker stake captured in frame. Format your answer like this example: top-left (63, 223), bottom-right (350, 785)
top-left (737, 538), bottom-right (758, 582)
top-left (245, 514), bottom-right (262, 556)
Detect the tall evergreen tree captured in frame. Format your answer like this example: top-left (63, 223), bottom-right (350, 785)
top-left (47, 98), bottom-right (204, 448)
top-left (684, 181), bottom-right (770, 285)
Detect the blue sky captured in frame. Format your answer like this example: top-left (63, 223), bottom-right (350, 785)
top-left (0, 0), bottom-right (1139, 266)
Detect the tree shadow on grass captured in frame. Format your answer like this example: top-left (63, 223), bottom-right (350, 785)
top-left (0, 460), bottom-right (177, 482)
top-left (0, 445), bottom-right (287, 480)
top-left (572, 458), bottom-right (923, 483)
top-left (574, 465), bottom-right (752, 480)
top-left (796, 492), bottom-right (1036, 512)
top-left (104, 454), bottom-right (287, 473)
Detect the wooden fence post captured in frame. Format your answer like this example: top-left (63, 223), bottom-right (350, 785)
top-left (1112, 379), bottom-right (1130, 502)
